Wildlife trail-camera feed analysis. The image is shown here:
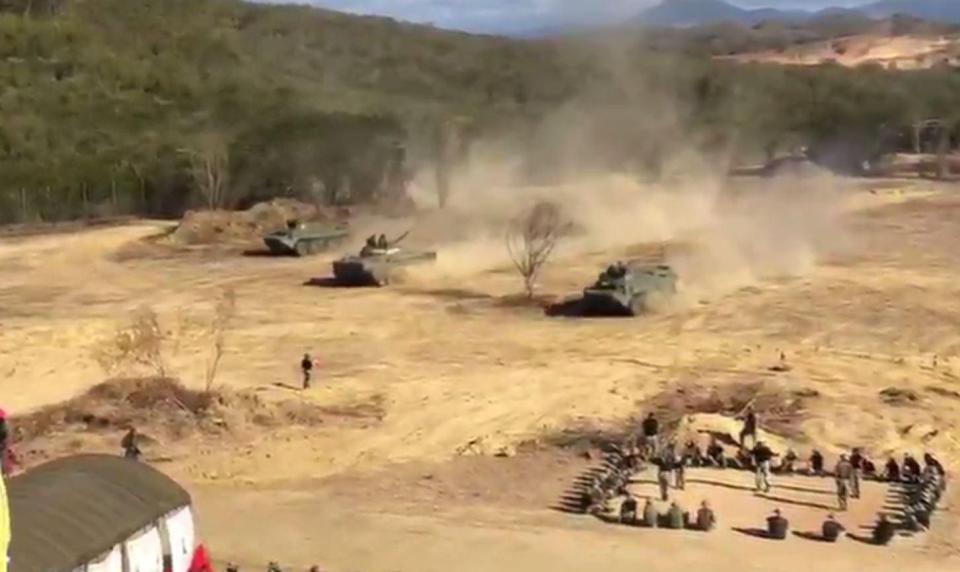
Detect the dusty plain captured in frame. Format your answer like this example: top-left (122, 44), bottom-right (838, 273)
top-left (2, 175), bottom-right (959, 571)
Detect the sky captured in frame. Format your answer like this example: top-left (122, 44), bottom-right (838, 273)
top-left (256, 0), bottom-right (868, 34)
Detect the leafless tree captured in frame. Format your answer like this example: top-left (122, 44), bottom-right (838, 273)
top-left (203, 287), bottom-right (236, 394)
top-left (506, 200), bottom-right (570, 298)
top-left (180, 133), bottom-right (230, 210)
top-left (94, 307), bottom-right (170, 379)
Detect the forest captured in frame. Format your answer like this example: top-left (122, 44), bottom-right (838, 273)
top-left (0, 0), bottom-right (958, 222)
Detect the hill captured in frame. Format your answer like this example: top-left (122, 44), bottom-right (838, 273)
top-left (636, 0), bottom-right (960, 28)
top-left (638, 0), bottom-right (806, 28)
top-left (1, 0), bottom-right (960, 225)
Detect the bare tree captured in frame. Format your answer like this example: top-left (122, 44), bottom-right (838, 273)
top-left (94, 307), bottom-right (170, 379)
top-left (180, 133), bottom-right (230, 210)
top-left (94, 289), bottom-right (237, 391)
top-left (506, 200), bottom-right (570, 298)
top-left (203, 287), bottom-right (237, 394)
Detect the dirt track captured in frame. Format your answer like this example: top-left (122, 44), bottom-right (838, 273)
top-left (2, 178), bottom-right (959, 570)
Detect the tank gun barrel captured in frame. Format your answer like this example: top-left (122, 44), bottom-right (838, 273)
top-left (388, 230), bottom-right (410, 247)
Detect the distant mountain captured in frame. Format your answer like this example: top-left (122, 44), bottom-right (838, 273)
top-left (635, 0), bottom-right (960, 28)
top-left (638, 0), bottom-right (804, 28)
top-left (863, 0), bottom-right (960, 23)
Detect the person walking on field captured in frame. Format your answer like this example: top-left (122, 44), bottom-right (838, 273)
top-left (738, 405), bottom-right (758, 449)
top-left (301, 353), bottom-right (315, 389)
top-left (752, 441), bottom-right (775, 494)
top-left (850, 448), bottom-right (865, 499)
top-left (835, 454), bottom-right (854, 511)
top-left (642, 413), bottom-right (660, 458)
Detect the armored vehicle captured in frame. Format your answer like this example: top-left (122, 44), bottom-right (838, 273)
top-left (581, 262), bottom-right (677, 316)
top-left (263, 220), bottom-right (349, 256)
top-left (332, 232), bottom-right (437, 286)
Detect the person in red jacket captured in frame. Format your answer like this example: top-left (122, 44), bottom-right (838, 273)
top-left (188, 544), bottom-right (214, 572)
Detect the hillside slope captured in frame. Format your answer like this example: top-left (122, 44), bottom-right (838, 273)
top-left (2, 0), bottom-right (960, 225)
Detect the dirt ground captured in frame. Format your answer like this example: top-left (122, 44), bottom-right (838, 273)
top-left (2, 177), bottom-right (960, 571)
top-left (720, 34), bottom-right (960, 69)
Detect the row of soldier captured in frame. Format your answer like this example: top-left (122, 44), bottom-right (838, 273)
top-left (582, 412), bottom-right (947, 545)
top-left (634, 412), bottom-right (947, 509)
top-left (581, 440), bottom-right (717, 532)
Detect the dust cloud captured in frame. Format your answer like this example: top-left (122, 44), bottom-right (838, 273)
top-left (395, 38), bottom-right (854, 298)
top-left (402, 133), bottom-right (851, 303)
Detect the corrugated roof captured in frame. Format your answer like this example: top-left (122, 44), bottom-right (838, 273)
top-left (8, 454), bottom-right (191, 572)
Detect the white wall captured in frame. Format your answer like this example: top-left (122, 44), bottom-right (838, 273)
top-left (86, 545), bottom-right (123, 572)
top-left (124, 527), bottom-right (164, 572)
top-left (164, 507), bottom-right (195, 572)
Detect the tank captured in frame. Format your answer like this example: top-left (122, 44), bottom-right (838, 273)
top-left (332, 232), bottom-right (437, 286)
top-left (263, 221), bottom-right (349, 256)
top-left (581, 262), bottom-right (677, 316)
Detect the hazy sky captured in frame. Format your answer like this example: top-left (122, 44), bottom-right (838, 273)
top-left (257, 0), bottom-right (869, 34)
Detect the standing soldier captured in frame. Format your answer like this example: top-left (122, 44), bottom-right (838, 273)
top-left (752, 441), bottom-right (775, 494)
top-left (657, 448), bottom-right (675, 501)
top-left (835, 454), bottom-right (854, 510)
top-left (301, 353), bottom-right (314, 389)
top-left (641, 413), bottom-right (660, 458)
top-left (121, 427), bottom-right (142, 461)
top-left (738, 405), bottom-right (758, 449)
top-left (849, 448), bottom-right (865, 499)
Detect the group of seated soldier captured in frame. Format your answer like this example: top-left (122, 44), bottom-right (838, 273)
top-left (619, 495), bottom-right (717, 532)
top-left (898, 457), bottom-right (947, 536)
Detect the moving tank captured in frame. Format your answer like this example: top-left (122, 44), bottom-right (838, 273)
top-left (332, 231), bottom-right (437, 286)
top-left (581, 262), bottom-right (677, 316)
top-left (263, 220), bottom-right (350, 256)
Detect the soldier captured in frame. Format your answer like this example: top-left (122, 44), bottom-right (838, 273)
top-left (903, 453), bottom-right (922, 483)
top-left (641, 496), bottom-right (658, 528)
top-left (641, 413), bottom-right (660, 457)
top-left (810, 449), bottom-right (825, 476)
top-left (674, 443), bottom-right (688, 490)
top-left (377, 234), bottom-right (388, 249)
top-left (850, 448), bottom-right (865, 499)
top-left (657, 450), bottom-right (674, 501)
top-left (301, 353), bottom-right (314, 389)
top-left (121, 427), bottom-right (142, 461)
top-left (620, 494), bottom-right (638, 525)
top-left (738, 405), bottom-right (758, 449)
top-left (705, 437), bottom-right (726, 468)
top-left (682, 439), bottom-right (703, 467)
top-left (779, 449), bottom-right (798, 474)
top-left (752, 441), bottom-right (775, 494)
top-left (884, 457), bottom-right (901, 482)
top-left (666, 501), bottom-right (686, 530)
top-left (588, 479), bottom-right (607, 515)
top-left (365, 235), bottom-right (377, 249)
top-left (696, 500), bottom-right (716, 532)
top-left (821, 513), bottom-right (845, 542)
top-left (766, 508), bottom-right (789, 540)
top-left (835, 454), bottom-right (854, 511)
top-left (872, 513), bottom-right (896, 546)
top-left (924, 452), bottom-right (946, 485)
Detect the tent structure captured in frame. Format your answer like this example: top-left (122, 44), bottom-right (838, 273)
top-left (7, 454), bottom-right (195, 572)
